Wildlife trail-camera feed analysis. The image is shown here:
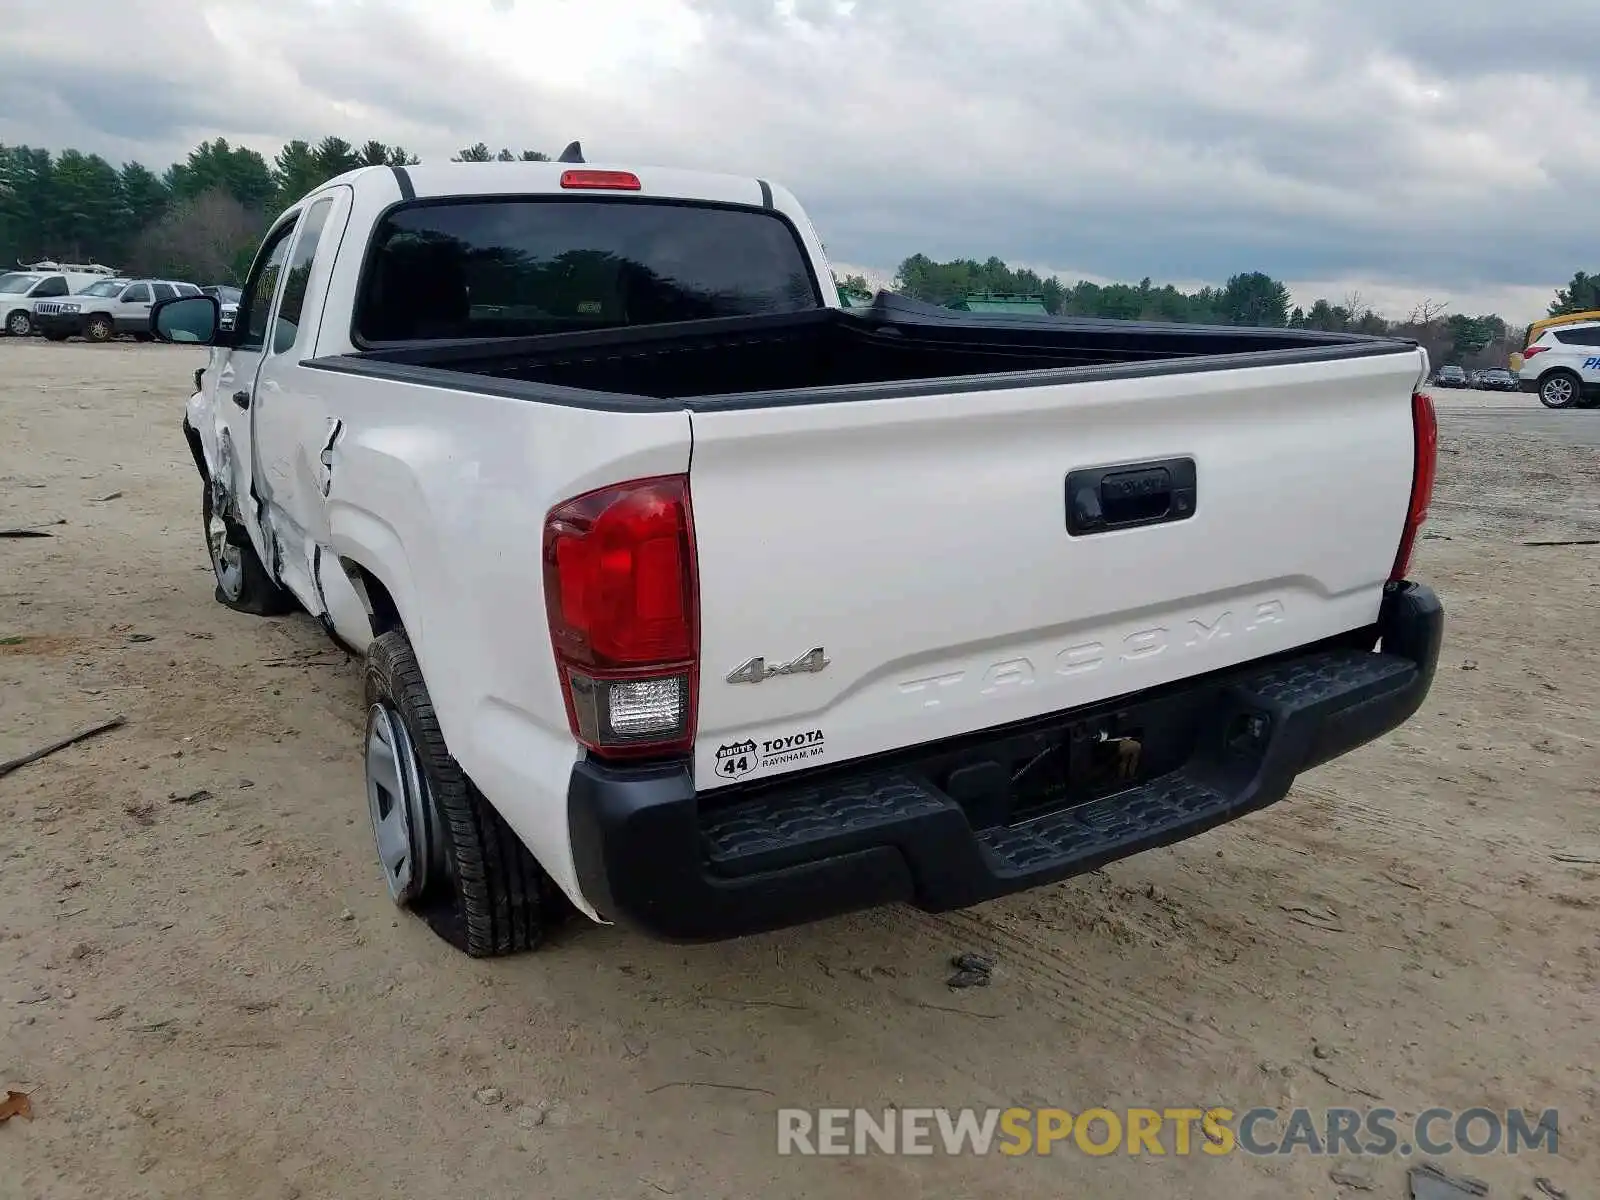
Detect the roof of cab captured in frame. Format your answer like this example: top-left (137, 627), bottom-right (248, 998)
top-left (339, 160), bottom-right (779, 211)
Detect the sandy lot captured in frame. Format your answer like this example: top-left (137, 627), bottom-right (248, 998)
top-left (2, 341), bottom-right (1597, 1199)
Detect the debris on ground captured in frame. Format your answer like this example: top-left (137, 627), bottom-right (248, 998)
top-left (1532, 1179), bottom-right (1567, 1200)
top-left (1279, 903), bottom-right (1345, 932)
top-left (946, 952), bottom-right (994, 989)
top-left (0, 1090), bottom-right (34, 1123)
top-left (1408, 1161), bottom-right (1489, 1199)
top-left (168, 789), bottom-right (212, 805)
top-left (123, 802), bottom-right (157, 827)
top-left (1329, 1165), bottom-right (1375, 1191)
top-left (0, 715), bottom-right (127, 780)
top-left (91, 491), bottom-right (122, 502)
top-left (474, 1086), bottom-right (504, 1106)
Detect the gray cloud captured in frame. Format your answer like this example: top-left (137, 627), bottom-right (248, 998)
top-left (1, 0), bottom-right (1591, 318)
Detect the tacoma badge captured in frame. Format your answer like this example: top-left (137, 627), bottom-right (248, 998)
top-left (726, 647), bottom-right (829, 685)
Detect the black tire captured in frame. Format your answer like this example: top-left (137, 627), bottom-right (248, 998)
top-left (5, 309), bottom-right (32, 337)
top-left (201, 482), bottom-right (295, 615)
top-left (1537, 370), bottom-right (1580, 409)
top-left (84, 314), bottom-right (114, 343)
top-left (364, 629), bottom-right (557, 956)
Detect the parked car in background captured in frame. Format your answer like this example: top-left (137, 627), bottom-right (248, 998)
top-left (0, 261), bottom-right (121, 336)
top-left (1432, 365), bottom-right (1468, 389)
top-left (202, 284), bottom-right (242, 332)
top-left (1518, 319), bottom-right (1600, 409)
top-left (1509, 310), bottom-right (1600, 371)
top-left (1475, 367), bottom-right (1520, 393)
top-left (34, 278), bottom-right (202, 342)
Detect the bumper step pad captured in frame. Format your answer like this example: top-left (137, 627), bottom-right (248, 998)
top-left (699, 649), bottom-right (1420, 887)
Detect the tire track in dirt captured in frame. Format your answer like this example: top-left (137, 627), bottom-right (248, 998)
top-left (894, 902), bottom-right (1228, 1059)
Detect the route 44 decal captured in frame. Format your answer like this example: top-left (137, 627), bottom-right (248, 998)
top-left (714, 730), bottom-right (826, 780)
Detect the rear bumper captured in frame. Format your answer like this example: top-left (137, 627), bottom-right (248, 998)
top-left (568, 581), bottom-right (1443, 942)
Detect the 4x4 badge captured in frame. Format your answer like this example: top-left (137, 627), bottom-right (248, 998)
top-left (726, 647), bottom-right (829, 685)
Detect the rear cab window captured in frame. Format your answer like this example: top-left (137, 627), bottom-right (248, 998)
top-left (354, 198), bottom-right (822, 344)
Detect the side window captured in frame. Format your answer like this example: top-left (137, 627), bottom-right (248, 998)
top-left (34, 276), bottom-right (68, 298)
top-left (1558, 326), bottom-right (1600, 348)
top-left (151, 283), bottom-right (177, 302)
top-left (234, 218), bottom-right (299, 352)
top-left (272, 197), bottom-right (335, 355)
top-left (176, 283), bottom-right (201, 297)
top-left (121, 283), bottom-right (151, 303)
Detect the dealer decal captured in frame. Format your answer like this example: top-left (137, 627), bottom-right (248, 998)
top-left (714, 730), bottom-right (826, 780)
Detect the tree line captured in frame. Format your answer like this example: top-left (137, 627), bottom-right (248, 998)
top-left (2, 132), bottom-right (1591, 364)
top-left (842, 255), bottom-right (1600, 368)
top-left (0, 136), bottom-right (550, 285)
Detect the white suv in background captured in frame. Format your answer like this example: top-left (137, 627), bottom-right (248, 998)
top-left (1518, 320), bottom-right (1600, 409)
top-left (1, 263), bottom-right (121, 336)
top-left (34, 278), bottom-right (202, 343)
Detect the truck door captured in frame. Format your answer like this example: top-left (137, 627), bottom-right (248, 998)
top-left (206, 213), bottom-right (299, 574)
top-left (248, 187), bottom-right (356, 624)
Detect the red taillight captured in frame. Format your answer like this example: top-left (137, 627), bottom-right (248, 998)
top-left (560, 169), bottom-right (641, 191)
top-left (543, 475), bottom-right (698, 758)
top-left (1390, 391), bottom-right (1438, 582)
top-left (1523, 345), bottom-right (1548, 359)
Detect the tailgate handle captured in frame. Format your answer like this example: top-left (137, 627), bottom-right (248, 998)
top-left (1066, 457), bottom-right (1197, 536)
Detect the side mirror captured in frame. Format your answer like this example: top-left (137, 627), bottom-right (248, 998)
top-left (152, 295), bottom-right (222, 345)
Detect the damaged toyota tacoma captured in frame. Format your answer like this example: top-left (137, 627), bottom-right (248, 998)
top-left (153, 152), bottom-right (1444, 958)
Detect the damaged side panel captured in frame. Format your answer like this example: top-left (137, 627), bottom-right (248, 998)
top-left (309, 367), bottom-right (694, 919)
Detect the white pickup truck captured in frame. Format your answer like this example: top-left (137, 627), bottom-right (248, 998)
top-left (152, 154), bottom-right (1444, 958)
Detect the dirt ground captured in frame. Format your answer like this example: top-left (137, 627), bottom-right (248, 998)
top-left (2, 340), bottom-right (1597, 1200)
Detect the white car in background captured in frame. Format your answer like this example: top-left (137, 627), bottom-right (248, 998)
top-left (1518, 320), bottom-right (1600, 409)
top-left (202, 284), bottom-right (242, 332)
top-left (0, 262), bottom-right (121, 336)
top-left (33, 278), bottom-right (203, 342)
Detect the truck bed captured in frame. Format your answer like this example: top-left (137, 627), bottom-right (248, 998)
top-left (303, 291), bottom-right (1428, 797)
top-left (321, 292), bottom-right (1414, 407)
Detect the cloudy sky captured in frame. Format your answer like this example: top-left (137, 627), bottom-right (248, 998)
top-left (2, 0), bottom-right (1593, 321)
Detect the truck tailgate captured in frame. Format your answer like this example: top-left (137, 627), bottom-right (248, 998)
top-left (687, 349), bottom-right (1426, 790)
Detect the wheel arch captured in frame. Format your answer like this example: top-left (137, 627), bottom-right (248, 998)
top-left (339, 556), bottom-right (406, 638)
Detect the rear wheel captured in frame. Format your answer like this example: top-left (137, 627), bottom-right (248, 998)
top-left (1538, 370), bottom-right (1580, 409)
top-left (202, 482), bottom-right (295, 615)
top-left (84, 314), bottom-right (113, 343)
top-left (5, 310), bottom-right (32, 337)
top-left (363, 630), bottom-right (559, 957)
